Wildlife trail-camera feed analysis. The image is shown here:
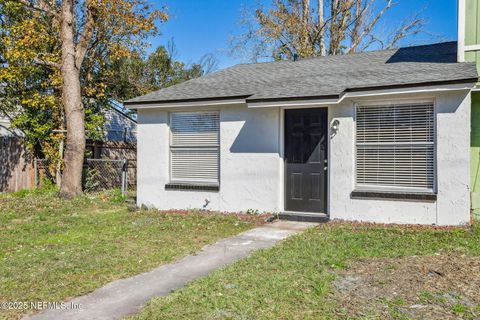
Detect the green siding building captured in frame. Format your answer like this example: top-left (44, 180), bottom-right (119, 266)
top-left (459, 0), bottom-right (480, 215)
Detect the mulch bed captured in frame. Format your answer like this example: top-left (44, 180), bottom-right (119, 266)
top-left (152, 209), bottom-right (273, 225)
top-left (332, 252), bottom-right (480, 319)
top-left (328, 219), bottom-right (472, 231)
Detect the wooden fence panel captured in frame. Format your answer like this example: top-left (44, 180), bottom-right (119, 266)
top-left (0, 138), bottom-right (136, 193)
top-left (0, 137), bottom-right (34, 192)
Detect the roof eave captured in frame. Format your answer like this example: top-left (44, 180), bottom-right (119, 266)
top-left (123, 96), bottom-right (249, 110)
top-left (248, 80), bottom-right (478, 108)
top-left (343, 78), bottom-right (479, 94)
top-left (123, 77), bottom-right (478, 110)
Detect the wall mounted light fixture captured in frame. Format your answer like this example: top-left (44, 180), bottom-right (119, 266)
top-left (330, 119), bottom-right (340, 138)
top-left (331, 119), bottom-right (340, 131)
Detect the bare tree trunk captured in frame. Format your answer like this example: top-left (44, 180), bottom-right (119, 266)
top-left (349, 0), bottom-right (363, 53)
top-left (301, 0), bottom-right (311, 55)
top-left (318, 0), bottom-right (325, 56)
top-left (59, 0), bottom-right (85, 198)
top-left (302, 0), bottom-right (310, 27)
top-left (329, 0), bottom-right (354, 54)
top-left (329, 0), bottom-right (339, 54)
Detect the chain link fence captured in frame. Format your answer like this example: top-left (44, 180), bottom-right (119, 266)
top-left (34, 158), bottom-right (130, 195)
top-left (34, 159), bottom-right (56, 187)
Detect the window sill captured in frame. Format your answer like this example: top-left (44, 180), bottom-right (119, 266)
top-left (165, 183), bottom-right (219, 192)
top-left (351, 190), bottom-right (437, 201)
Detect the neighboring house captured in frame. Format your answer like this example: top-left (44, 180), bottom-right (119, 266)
top-left (0, 104), bottom-right (137, 192)
top-left (0, 115), bottom-right (12, 136)
top-left (1, 83), bottom-right (32, 192)
top-left (88, 105), bottom-right (138, 188)
top-left (0, 104), bottom-right (136, 142)
top-left (125, 41), bottom-right (478, 226)
top-left (102, 104), bottom-right (137, 143)
top-left (459, 0), bottom-right (480, 217)
top-left (0, 84), bottom-right (17, 137)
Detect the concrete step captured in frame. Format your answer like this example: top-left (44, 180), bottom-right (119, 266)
top-left (278, 211), bottom-right (329, 223)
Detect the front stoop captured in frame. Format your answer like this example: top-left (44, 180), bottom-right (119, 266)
top-left (279, 211), bottom-right (329, 223)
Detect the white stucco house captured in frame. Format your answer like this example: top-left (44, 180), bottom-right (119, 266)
top-left (125, 42), bottom-right (478, 226)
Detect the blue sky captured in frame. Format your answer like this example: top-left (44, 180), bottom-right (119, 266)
top-left (148, 0), bottom-right (458, 70)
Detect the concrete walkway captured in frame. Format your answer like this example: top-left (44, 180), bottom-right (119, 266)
top-left (25, 220), bottom-right (317, 320)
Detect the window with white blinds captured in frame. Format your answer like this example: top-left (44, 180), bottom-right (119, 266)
top-left (355, 103), bottom-right (435, 192)
top-left (170, 111), bottom-right (220, 184)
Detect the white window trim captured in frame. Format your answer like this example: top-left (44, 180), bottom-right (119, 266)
top-left (168, 111), bottom-right (221, 186)
top-left (353, 100), bottom-right (437, 194)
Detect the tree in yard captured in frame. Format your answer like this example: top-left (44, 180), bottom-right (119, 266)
top-left (0, 0), bottom-right (167, 198)
top-left (231, 0), bottom-right (425, 61)
top-left (0, 2), bottom-right (103, 176)
top-left (109, 42), bottom-right (218, 101)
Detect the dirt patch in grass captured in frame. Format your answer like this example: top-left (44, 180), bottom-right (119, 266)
top-left (332, 252), bottom-right (480, 319)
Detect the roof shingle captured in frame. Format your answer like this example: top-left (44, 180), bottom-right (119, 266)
top-left (124, 42), bottom-right (478, 105)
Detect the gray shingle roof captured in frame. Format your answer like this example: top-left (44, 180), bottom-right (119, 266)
top-left (124, 42), bottom-right (478, 105)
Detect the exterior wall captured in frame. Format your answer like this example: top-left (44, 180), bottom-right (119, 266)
top-left (136, 90), bottom-right (471, 225)
top-left (329, 91), bottom-right (471, 225)
top-left (136, 104), bottom-right (282, 212)
top-left (471, 92), bottom-right (480, 217)
top-left (459, 0), bottom-right (480, 218)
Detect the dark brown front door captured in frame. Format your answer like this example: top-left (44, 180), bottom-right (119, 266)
top-left (285, 108), bottom-right (328, 213)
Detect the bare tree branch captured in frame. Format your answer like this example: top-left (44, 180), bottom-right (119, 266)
top-left (385, 15), bottom-right (425, 49)
top-left (231, 0), bottom-right (426, 60)
top-left (347, 0), bottom-right (393, 53)
top-left (349, 0), bottom-right (365, 53)
top-left (359, 34), bottom-right (383, 51)
top-left (199, 54), bottom-right (218, 74)
top-left (75, 0), bottom-right (97, 69)
top-left (33, 57), bottom-right (61, 69)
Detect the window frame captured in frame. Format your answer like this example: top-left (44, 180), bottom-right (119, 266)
top-left (168, 110), bottom-right (221, 186)
top-left (353, 99), bottom-right (437, 194)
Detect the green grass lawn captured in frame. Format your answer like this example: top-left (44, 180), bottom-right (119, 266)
top-left (0, 189), bottom-right (256, 320)
top-left (132, 222), bottom-right (480, 320)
